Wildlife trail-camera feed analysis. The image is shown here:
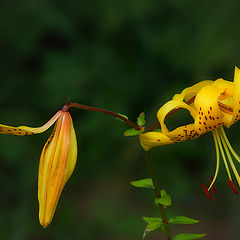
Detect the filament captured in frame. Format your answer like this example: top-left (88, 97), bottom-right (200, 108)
top-left (208, 131), bottom-right (220, 191)
top-left (215, 130), bottom-right (232, 181)
top-left (219, 128), bottom-right (240, 187)
top-left (219, 127), bottom-right (240, 164)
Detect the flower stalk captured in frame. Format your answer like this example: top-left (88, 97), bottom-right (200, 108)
top-left (145, 151), bottom-right (172, 240)
top-left (67, 102), bottom-right (141, 130)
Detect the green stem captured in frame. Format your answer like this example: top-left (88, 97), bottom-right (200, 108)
top-left (67, 102), bottom-right (141, 131)
top-left (145, 151), bottom-right (172, 240)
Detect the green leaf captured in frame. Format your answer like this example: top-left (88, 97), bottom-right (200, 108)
top-left (124, 128), bottom-right (143, 136)
top-left (173, 233), bottom-right (206, 240)
top-left (142, 217), bottom-right (162, 224)
top-left (169, 216), bottom-right (199, 225)
top-left (116, 113), bottom-right (129, 123)
top-left (142, 217), bottom-right (163, 231)
top-left (155, 190), bottom-right (172, 206)
top-left (137, 112), bottom-right (146, 127)
top-left (130, 178), bottom-right (154, 189)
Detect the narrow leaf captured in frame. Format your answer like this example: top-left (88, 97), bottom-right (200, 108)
top-left (142, 217), bottom-right (163, 231)
top-left (155, 190), bottom-right (172, 206)
top-left (173, 233), bottom-right (206, 240)
top-left (124, 128), bottom-right (143, 136)
top-left (137, 112), bottom-right (146, 127)
top-left (116, 113), bottom-right (129, 123)
top-left (142, 217), bottom-right (162, 224)
top-left (131, 178), bottom-right (154, 189)
top-left (169, 216), bottom-right (199, 225)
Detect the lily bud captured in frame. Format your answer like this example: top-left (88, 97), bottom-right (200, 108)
top-left (38, 110), bottom-right (77, 228)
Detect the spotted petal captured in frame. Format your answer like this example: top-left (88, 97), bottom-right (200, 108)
top-left (194, 79), bottom-right (233, 134)
top-left (0, 111), bottom-right (61, 135)
top-left (139, 131), bottom-right (174, 151)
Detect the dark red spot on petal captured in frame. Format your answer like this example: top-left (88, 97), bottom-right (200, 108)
top-left (227, 179), bottom-right (239, 195)
top-left (157, 139), bottom-right (161, 142)
top-left (202, 184), bottom-right (213, 200)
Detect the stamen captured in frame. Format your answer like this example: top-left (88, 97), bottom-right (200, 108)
top-left (209, 176), bottom-right (217, 194)
top-left (219, 129), bottom-right (240, 187)
top-left (215, 130), bottom-right (232, 181)
top-left (208, 131), bottom-right (220, 191)
top-left (202, 184), bottom-right (213, 200)
top-left (220, 127), bottom-right (240, 164)
top-left (218, 102), bottom-right (233, 114)
top-left (227, 179), bottom-right (239, 195)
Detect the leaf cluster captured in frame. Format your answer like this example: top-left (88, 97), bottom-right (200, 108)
top-left (131, 178), bottom-right (206, 240)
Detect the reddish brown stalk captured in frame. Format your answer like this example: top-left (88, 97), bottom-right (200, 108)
top-left (67, 102), bottom-right (142, 131)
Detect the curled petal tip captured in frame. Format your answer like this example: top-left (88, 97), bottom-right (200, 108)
top-left (139, 131), bottom-right (173, 151)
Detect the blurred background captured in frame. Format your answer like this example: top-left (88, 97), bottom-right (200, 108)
top-left (1, 0), bottom-right (240, 239)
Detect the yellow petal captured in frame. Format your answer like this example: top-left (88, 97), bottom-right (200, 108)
top-left (38, 111), bottom-right (77, 228)
top-left (194, 79), bottom-right (232, 134)
top-left (139, 131), bottom-right (174, 151)
top-left (173, 80), bottom-right (213, 103)
top-left (228, 66), bottom-right (240, 127)
top-left (157, 99), bottom-right (197, 135)
top-left (0, 111), bottom-right (61, 135)
top-left (165, 123), bottom-right (199, 142)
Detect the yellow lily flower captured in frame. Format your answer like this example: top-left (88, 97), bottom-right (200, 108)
top-left (0, 107), bottom-right (77, 227)
top-left (139, 67), bottom-right (240, 198)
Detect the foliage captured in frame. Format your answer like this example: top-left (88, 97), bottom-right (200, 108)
top-left (1, 0), bottom-right (240, 239)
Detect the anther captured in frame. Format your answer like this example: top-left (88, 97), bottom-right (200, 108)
top-left (201, 184), bottom-right (213, 200)
top-left (210, 176), bottom-right (217, 194)
top-left (227, 179), bottom-right (239, 195)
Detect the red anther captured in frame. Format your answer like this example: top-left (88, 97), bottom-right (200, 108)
top-left (227, 179), bottom-right (239, 195)
top-left (201, 184), bottom-right (213, 200)
top-left (209, 176), bottom-right (217, 194)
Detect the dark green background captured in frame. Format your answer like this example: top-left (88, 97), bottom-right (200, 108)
top-left (1, 1), bottom-right (240, 239)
